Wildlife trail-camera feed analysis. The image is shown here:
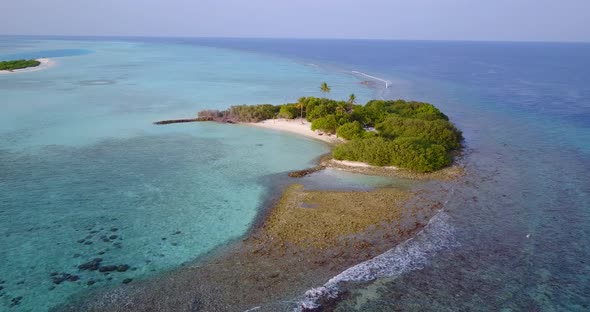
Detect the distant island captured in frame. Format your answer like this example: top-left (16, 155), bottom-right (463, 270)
top-left (0, 59), bottom-right (41, 71)
top-left (158, 88), bottom-right (462, 173)
top-left (0, 58), bottom-right (56, 74)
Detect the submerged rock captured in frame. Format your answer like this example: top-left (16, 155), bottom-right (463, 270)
top-left (98, 265), bottom-right (117, 273)
top-left (78, 258), bottom-right (103, 271)
top-left (116, 265), bottom-right (130, 272)
top-left (122, 278), bottom-right (133, 284)
top-left (52, 273), bottom-right (79, 284)
top-left (10, 296), bottom-right (23, 306)
top-left (288, 165), bottom-right (326, 178)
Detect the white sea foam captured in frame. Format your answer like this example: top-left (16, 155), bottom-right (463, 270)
top-left (297, 211), bottom-right (459, 310)
top-left (351, 70), bottom-right (392, 88)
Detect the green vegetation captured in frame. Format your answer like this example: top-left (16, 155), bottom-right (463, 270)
top-left (0, 59), bottom-right (41, 71)
top-left (347, 93), bottom-right (356, 112)
top-left (320, 82), bottom-right (331, 96)
top-left (311, 115), bottom-right (339, 134)
top-left (332, 137), bottom-right (450, 172)
top-left (197, 89), bottom-right (462, 172)
top-left (197, 104), bottom-right (279, 123)
top-left (336, 121), bottom-right (365, 140)
top-left (278, 103), bottom-right (298, 119)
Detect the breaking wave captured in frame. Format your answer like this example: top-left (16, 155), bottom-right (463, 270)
top-left (297, 211), bottom-right (459, 311)
top-left (351, 70), bottom-right (392, 88)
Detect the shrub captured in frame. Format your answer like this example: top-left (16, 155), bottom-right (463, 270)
top-left (333, 137), bottom-right (451, 172)
top-left (352, 100), bottom-right (449, 127)
top-left (227, 104), bottom-right (278, 122)
top-left (311, 114), bottom-right (339, 134)
top-left (376, 116), bottom-right (462, 150)
top-left (387, 137), bottom-right (451, 172)
top-left (336, 121), bottom-right (365, 140)
top-left (278, 104), bottom-right (299, 119)
top-left (301, 96), bottom-right (350, 122)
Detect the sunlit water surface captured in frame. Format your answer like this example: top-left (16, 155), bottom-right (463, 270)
top-left (1, 38), bottom-right (589, 311)
top-left (0, 38), bottom-right (379, 311)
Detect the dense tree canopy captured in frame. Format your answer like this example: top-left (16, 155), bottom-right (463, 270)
top-left (197, 96), bottom-right (462, 172)
top-left (336, 121), bottom-right (365, 140)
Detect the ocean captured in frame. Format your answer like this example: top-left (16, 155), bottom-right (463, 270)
top-left (1, 37), bottom-right (589, 311)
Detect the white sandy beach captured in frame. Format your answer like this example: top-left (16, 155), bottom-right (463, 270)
top-left (330, 159), bottom-right (372, 167)
top-left (247, 118), bottom-right (344, 144)
top-left (0, 58), bottom-right (55, 74)
top-left (329, 159), bottom-right (398, 170)
top-left (246, 119), bottom-right (402, 172)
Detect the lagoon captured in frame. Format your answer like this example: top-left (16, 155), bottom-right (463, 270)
top-left (1, 37), bottom-right (589, 311)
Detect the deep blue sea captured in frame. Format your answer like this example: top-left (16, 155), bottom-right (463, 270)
top-left (1, 37), bottom-right (589, 311)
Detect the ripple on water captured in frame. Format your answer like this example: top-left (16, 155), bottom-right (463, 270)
top-left (78, 80), bottom-right (116, 86)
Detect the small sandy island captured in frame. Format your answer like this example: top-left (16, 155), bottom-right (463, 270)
top-left (247, 118), bottom-right (344, 144)
top-left (0, 58), bottom-right (55, 74)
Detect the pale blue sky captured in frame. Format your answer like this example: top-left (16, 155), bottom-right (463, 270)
top-left (1, 0), bottom-right (589, 42)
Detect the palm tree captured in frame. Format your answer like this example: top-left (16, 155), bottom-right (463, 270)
top-left (347, 93), bottom-right (356, 113)
top-left (297, 96), bottom-right (306, 123)
top-left (320, 82), bottom-right (331, 97)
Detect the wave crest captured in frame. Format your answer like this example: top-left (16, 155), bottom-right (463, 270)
top-left (298, 211), bottom-right (458, 311)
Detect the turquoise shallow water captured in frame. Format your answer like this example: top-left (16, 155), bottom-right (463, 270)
top-left (223, 40), bottom-right (588, 311)
top-left (2, 38), bottom-right (589, 311)
top-left (0, 38), bottom-right (381, 311)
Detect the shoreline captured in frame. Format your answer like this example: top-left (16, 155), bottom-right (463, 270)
top-left (0, 58), bottom-right (55, 74)
top-left (246, 118), bottom-right (344, 145)
top-left (56, 180), bottom-right (453, 312)
top-left (244, 118), bottom-right (464, 180)
top-left (55, 117), bottom-right (464, 311)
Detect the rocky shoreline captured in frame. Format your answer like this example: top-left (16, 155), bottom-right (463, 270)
top-left (53, 177), bottom-right (455, 311)
top-left (153, 117), bottom-right (211, 125)
top-left (51, 116), bottom-right (466, 311)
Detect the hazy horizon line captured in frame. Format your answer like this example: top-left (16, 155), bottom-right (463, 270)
top-left (1, 34), bottom-right (588, 44)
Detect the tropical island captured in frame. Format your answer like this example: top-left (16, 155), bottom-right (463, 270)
top-left (0, 58), bottom-right (56, 74)
top-left (191, 84), bottom-right (462, 173)
top-left (0, 59), bottom-right (41, 71)
top-left (60, 83), bottom-right (464, 311)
